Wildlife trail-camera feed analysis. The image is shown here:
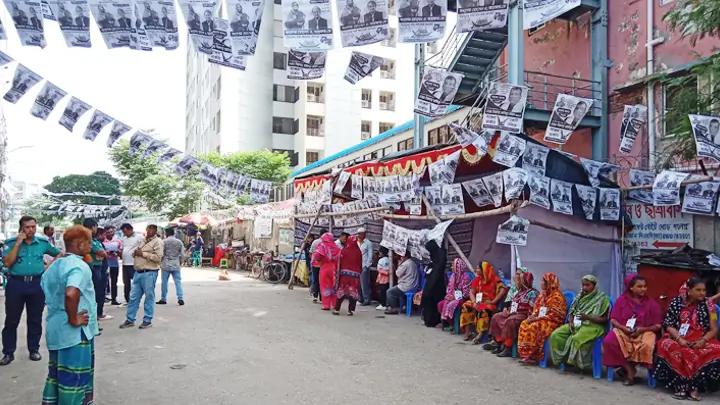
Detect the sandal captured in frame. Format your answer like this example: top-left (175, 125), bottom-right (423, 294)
top-left (471, 335), bottom-right (483, 345)
top-left (671, 392), bottom-right (687, 400)
top-left (688, 391), bottom-right (701, 401)
top-left (463, 333), bottom-right (476, 342)
top-left (332, 310), bottom-right (340, 315)
top-left (347, 311), bottom-right (354, 316)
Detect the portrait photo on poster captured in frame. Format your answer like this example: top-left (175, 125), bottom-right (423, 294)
top-left (457, 0), bottom-right (508, 33)
top-left (397, 0), bottom-right (447, 43)
top-left (544, 94), bottom-right (593, 144)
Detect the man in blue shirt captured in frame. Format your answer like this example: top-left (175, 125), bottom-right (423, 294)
top-left (1, 216), bottom-right (61, 366)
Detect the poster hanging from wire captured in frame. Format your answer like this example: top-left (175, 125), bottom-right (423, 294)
top-left (544, 94), bottom-right (593, 145)
top-left (457, 0), bottom-right (508, 33)
top-left (48, 0), bottom-right (92, 47)
top-left (344, 51), bottom-right (384, 84)
top-left (287, 49), bottom-right (326, 80)
top-left (4, 64), bottom-right (42, 103)
top-left (523, 0), bottom-right (580, 30)
top-left (414, 67), bottom-right (463, 118)
top-left (209, 18), bottom-right (247, 70)
top-left (482, 82), bottom-right (528, 133)
top-left (177, 0), bottom-right (219, 54)
top-left (5, 0), bottom-right (46, 47)
top-left (59, 97), bottom-right (91, 132)
top-left (282, 0), bottom-right (333, 51)
top-left (690, 114), bottom-right (720, 162)
top-left (227, 0), bottom-right (265, 55)
top-left (397, 0), bottom-right (447, 43)
top-left (30, 81), bottom-right (66, 120)
top-left (337, 0), bottom-right (388, 47)
top-left (618, 104), bottom-right (647, 154)
top-left (88, 0), bottom-right (133, 49)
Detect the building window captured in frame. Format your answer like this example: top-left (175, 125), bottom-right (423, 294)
top-left (273, 52), bottom-right (287, 70)
top-left (361, 120), bottom-right (372, 139)
top-left (307, 82), bottom-right (325, 103)
top-left (428, 124), bottom-right (453, 146)
top-left (379, 91), bottom-right (395, 111)
top-left (380, 59), bottom-right (396, 79)
top-left (361, 89), bottom-right (372, 109)
top-left (382, 27), bottom-right (396, 47)
top-left (382, 146), bottom-right (392, 157)
top-left (307, 115), bottom-right (324, 137)
top-left (273, 85), bottom-right (299, 103)
top-left (663, 76), bottom-right (699, 138)
top-left (379, 122), bottom-right (394, 133)
top-left (274, 0), bottom-right (281, 4)
top-left (306, 151), bottom-right (320, 164)
top-left (273, 117), bottom-right (298, 134)
top-left (397, 138), bottom-right (414, 151)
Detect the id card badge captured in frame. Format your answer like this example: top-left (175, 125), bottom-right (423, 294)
top-left (538, 306), bottom-right (548, 317)
top-left (454, 290), bottom-right (462, 300)
top-left (475, 293), bottom-right (483, 303)
top-left (573, 315), bottom-right (582, 328)
top-left (679, 323), bottom-right (690, 337)
top-left (510, 302), bottom-right (518, 314)
top-left (625, 317), bottom-right (636, 330)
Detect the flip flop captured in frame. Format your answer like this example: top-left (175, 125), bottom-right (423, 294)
top-left (671, 392), bottom-right (687, 400)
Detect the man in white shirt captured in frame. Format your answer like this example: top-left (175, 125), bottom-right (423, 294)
top-left (356, 228), bottom-right (374, 306)
top-left (119, 223), bottom-right (144, 304)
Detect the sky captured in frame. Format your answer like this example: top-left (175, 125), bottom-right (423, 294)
top-left (2, 5), bottom-right (188, 187)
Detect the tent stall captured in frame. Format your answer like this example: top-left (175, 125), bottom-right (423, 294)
top-left (293, 133), bottom-right (625, 298)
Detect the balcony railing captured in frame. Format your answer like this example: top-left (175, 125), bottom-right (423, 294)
top-left (524, 71), bottom-right (602, 117)
top-left (361, 99), bottom-right (371, 109)
top-left (379, 102), bottom-right (395, 111)
top-left (307, 93), bottom-right (324, 103)
top-left (380, 70), bottom-right (395, 79)
top-left (307, 127), bottom-right (325, 137)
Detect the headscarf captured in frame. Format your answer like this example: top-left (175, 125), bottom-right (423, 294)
top-left (505, 266), bottom-right (529, 302)
top-left (476, 261), bottom-right (502, 292)
top-left (538, 272), bottom-right (560, 300)
top-left (511, 271), bottom-right (538, 310)
top-left (569, 274), bottom-right (610, 317)
top-left (533, 272), bottom-right (566, 323)
top-left (446, 258), bottom-right (471, 299)
top-left (315, 232), bottom-right (341, 261)
top-left (609, 274), bottom-right (662, 327)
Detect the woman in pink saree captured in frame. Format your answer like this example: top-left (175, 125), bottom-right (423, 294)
top-left (311, 233), bottom-right (340, 310)
top-left (437, 258), bottom-right (472, 330)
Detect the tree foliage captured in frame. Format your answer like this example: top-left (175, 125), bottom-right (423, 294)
top-left (204, 150), bottom-right (291, 183)
top-left (664, 0), bottom-right (720, 46)
top-left (45, 171), bottom-right (122, 205)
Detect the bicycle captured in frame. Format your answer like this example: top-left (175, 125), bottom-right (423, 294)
top-left (249, 251), bottom-right (270, 279)
top-left (262, 260), bottom-right (288, 284)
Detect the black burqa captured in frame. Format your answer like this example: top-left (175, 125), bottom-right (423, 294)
top-left (421, 240), bottom-right (447, 327)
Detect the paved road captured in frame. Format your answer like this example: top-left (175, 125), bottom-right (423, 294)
top-left (0, 268), bottom-right (692, 404)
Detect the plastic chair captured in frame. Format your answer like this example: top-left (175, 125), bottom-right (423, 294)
top-left (451, 271), bottom-right (477, 334)
top-left (191, 250), bottom-right (202, 267)
top-left (405, 269), bottom-right (426, 317)
top-left (556, 298), bottom-right (614, 380)
top-left (607, 365), bottom-right (656, 388)
top-left (219, 258), bottom-right (229, 269)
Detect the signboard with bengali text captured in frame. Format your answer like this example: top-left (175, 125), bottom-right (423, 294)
top-left (625, 203), bottom-right (693, 250)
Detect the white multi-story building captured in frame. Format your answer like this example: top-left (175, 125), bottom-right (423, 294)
top-left (185, 1), bottom-right (444, 167)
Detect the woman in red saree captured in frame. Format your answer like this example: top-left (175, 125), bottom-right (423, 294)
top-left (311, 232), bottom-right (340, 311)
top-left (654, 277), bottom-right (720, 401)
top-left (459, 261), bottom-right (507, 344)
top-left (334, 234), bottom-right (362, 316)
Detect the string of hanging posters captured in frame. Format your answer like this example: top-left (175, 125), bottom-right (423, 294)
top-left (0, 50), bottom-right (274, 203)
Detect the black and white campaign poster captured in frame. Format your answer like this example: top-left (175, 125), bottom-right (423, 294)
top-left (199, 164), bottom-right (220, 188)
top-left (48, 0), bottom-right (91, 47)
top-left (628, 168), bottom-right (654, 204)
top-left (522, 142), bottom-right (549, 176)
top-left (351, 174), bottom-right (364, 198)
top-left (83, 110), bottom-right (113, 141)
top-left (337, 0), bottom-right (388, 47)
top-left (106, 120), bottom-right (130, 147)
top-left (482, 171), bottom-right (504, 207)
top-left (158, 147), bottom-right (182, 163)
top-left (380, 220), bottom-right (396, 249)
top-left (426, 219), bottom-right (453, 245)
top-left (287, 49), bottom-right (326, 80)
top-left (440, 183), bottom-right (464, 215)
top-left (598, 188), bottom-right (620, 221)
top-left (523, 0), bottom-right (580, 30)
top-left (580, 157), bottom-right (619, 187)
top-left (394, 225), bottom-right (410, 255)
top-left (282, 0), bottom-right (333, 51)
top-left (550, 178), bottom-right (573, 215)
top-left (414, 68), bottom-right (463, 118)
top-left (137, 0), bottom-right (179, 50)
top-left (129, 0), bottom-right (152, 51)
top-left (682, 181), bottom-right (720, 216)
top-left (449, 122), bottom-right (479, 148)
top-left (529, 175), bottom-right (550, 209)
top-left (397, 0), bottom-right (446, 43)
top-left (482, 82), bottom-right (528, 133)
top-left (428, 151), bottom-right (458, 185)
top-left (652, 170), bottom-right (689, 206)
top-left (462, 178), bottom-right (494, 207)
top-left (128, 131), bottom-right (151, 154)
top-left (175, 155), bottom-right (200, 176)
top-left (178, 0), bottom-right (218, 54)
top-left (209, 18), bottom-right (247, 70)
top-left (41, 0), bottom-right (53, 19)
top-left (5, 0), bottom-right (46, 47)
top-left (424, 185), bottom-right (443, 208)
top-left (493, 132), bottom-right (526, 167)
top-left (457, 0), bottom-right (508, 33)
top-left (3, 64), bottom-right (42, 103)
top-left (227, 0), bottom-right (264, 55)
top-left (58, 97), bottom-right (91, 132)
top-left (618, 104), bottom-right (647, 154)
top-left (142, 138), bottom-right (166, 159)
top-left (574, 184), bottom-right (596, 220)
top-left (344, 51), bottom-right (383, 84)
top-left (89, 1), bottom-right (132, 48)
top-left (689, 114), bottom-right (720, 162)
top-left (471, 130), bottom-right (493, 156)
top-left (496, 215), bottom-right (529, 246)
top-left (30, 81), bottom-right (66, 120)
top-left (334, 171), bottom-right (351, 194)
top-left (503, 167), bottom-right (527, 200)
top-left (0, 51), bottom-right (12, 65)
top-left (544, 94), bottom-right (593, 145)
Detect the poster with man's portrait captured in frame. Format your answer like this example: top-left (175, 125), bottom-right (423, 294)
top-left (618, 104), bottom-right (647, 154)
top-left (344, 51), bottom-right (384, 84)
top-left (690, 114), bottom-right (720, 163)
top-left (337, 0), bottom-right (388, 47)
top-left (48, 0), bottom-right (92, 47)
top-left (457, 0), bottom-right (508, 33)
top-left (282, 0), bottom-right (333, 50)
top-left (397, 0), bottom-right (447, 43)
top-left (544, 94), bottom-right (593, 145)
top-left (598, 187), bottom-right (620, 221)
top-left (30, 81), bottom-right (66, 120)
top-left (528, 175), bottom-right (550, 209)
top-left (482, 81), bottom-right (528, 133)
top-left (414, 67), bottom-right (463, 117)
top-left (287, 49), bottom-right (326, 80)
top-left (652, 170), bottom-right (689, 206)
top-left (550, 178), bottom-right (573, 215)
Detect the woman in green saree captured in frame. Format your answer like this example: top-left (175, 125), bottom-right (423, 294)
top-left (549, 274), bottom-right (610, 370)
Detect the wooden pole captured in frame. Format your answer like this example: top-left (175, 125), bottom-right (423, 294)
top-left (420, 194), bottom-right (475, 271)
top-left (292, 205), bottom-right (389, 219)
top-left (287, 206), bottom-right (324, 290)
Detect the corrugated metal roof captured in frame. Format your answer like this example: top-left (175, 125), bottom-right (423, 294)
top-left (290, 105), bottom-right (463, 178)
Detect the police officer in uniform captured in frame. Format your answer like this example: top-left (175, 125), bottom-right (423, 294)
top-left (1, 216), bottom-right (61, 366)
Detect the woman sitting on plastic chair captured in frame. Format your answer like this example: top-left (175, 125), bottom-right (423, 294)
top-left (437, 258), bottom-right (471, 331)
top-left (460, 261), bottom-right (508, 344)
top-left (549, 274), bottom-right (610, 371)
top-left (517, 272), bottom-right (567, 365)
top-left (484, 268), bottom-right (537, 356)
top-left (602, 274), bottom-right (662, 386)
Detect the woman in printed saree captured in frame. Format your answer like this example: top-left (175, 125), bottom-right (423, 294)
top-left (41, 225), bottom-right (100, 405)
top-left (602, 275), bottom-right (662, 385)
top-left (460, 261), bottom-right (507, 343)
top-left (311, 232), bottom-right (341, 311)
top-left (654, 277), bottom-right (720, 401)
top-left (517, 272), bottom-right (566, 365)
top-left (484, 268), bottom-right (537, 356)
top-left (549, 274), bottom-right (610, 370)
top-left (334, 234), bottom-right (363, 316)
top-left (437, 258), bottom-right (471, 330)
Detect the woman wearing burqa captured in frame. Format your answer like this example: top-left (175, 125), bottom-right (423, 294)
top-left (421, 240), bottom-right (447, 327)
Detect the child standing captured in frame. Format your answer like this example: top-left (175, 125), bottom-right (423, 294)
top-left (375, 247), bottom-right (390, 311)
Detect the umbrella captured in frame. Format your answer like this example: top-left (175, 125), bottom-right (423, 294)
top-left (178, 213), bottom-right (218, 226)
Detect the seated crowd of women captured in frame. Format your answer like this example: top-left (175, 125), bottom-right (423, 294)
top-left (434, 259), bottom-right (720, 401)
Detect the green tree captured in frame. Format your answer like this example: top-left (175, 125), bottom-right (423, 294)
top-left (659, 3), bottom-right (720, 167)
top-left (204, 150), bottom-right (291, 183)
top-left (45, 171), bottom-right (122, 205)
